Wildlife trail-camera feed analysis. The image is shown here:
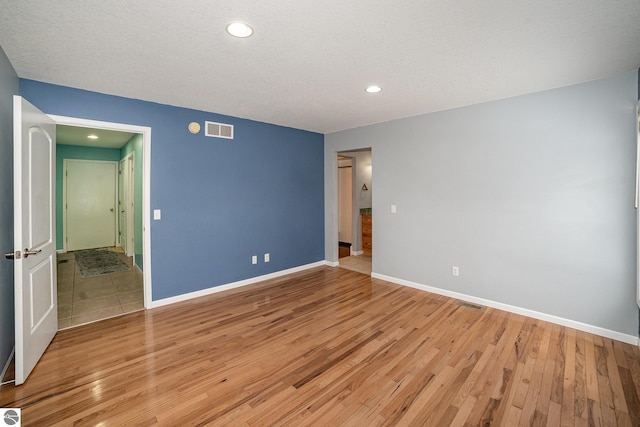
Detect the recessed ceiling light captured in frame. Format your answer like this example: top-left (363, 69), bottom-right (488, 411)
top-left (226, 22), bottom-right (254, 38)
top-left (365, 85), bottom-right (382, 93)
top-left (87, 134), bottom-right (98, 139)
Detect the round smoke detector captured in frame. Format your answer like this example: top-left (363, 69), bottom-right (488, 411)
top-left (188, 122), bottom-right (201, 134)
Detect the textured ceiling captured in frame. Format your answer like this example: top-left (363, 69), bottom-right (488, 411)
top-left (1, 1), bottom-right (639, 134)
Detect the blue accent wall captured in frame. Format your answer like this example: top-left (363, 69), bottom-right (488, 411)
top-left (0, 46), bottom-right (18, 374)
top-left (21, 79), bottom-right (325, 300)
top-left (55, 145), bottom-right (122, 249)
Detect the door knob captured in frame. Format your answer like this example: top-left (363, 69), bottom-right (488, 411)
top-left (110, 208), bottom-right (114, 212)
top-left (5, 250), bottom-right (21, 260)
top-left (23, 248), bottom-right (41, 258)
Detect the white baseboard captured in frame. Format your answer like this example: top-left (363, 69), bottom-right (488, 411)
top-left (351, 250), bottom-right (364, 256)
top-left (151, 261), bottom-right (329, 308)
top-left (371, 272), bottom-right (640, 346)
top-left (56, 249), bottom-right (66, 254)
top-left (1, 347), bottom-right (14, 385)
top-left (325, 260), bottom-right (339, 267)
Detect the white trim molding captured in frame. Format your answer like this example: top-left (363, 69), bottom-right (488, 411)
top-left (48, 115), bottom-right (153, 310)
top-left (151, 261), bottom-right (328, 308)
top-left (371, 272), bottom-right (640, 346)
top-left (325, 260), bottom-right (340, 267)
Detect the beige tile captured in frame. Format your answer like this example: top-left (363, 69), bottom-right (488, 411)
top-left (118, 289), bottom-right (143, 305)
top-left (57, 248), bottom-right (145, 327)
top-left (57, 259), bottom-right (74, 269)
top-left (58, 292), bottom-right (73, 306)
top-left (75, 274), bottom-right (113, 287)
top-left (57, 278), bottom-right (74, 290)
top-left (58, 318), bottom-right (72, 329)
top-left (70, 306), bottom-right (124, 326)
top-left (58, 284), bottom-right (74, 296)
top-left (57, 273), bottom-right (74, 286)
top-left (58, 303), bottom-right (72, 319)
top-left (58, 290), bottom-right (74, 304)
top-left (57, 252), bottom-right (74, 261)
top-left (72, 294), bottom-right (122, 316)
top-left (113, 277), bottom-right (143, 293)
top-left (122, 301), bottom-right (144, 313)
top-left (110, 268), bottom-right (141, 280)
top-left (74, 283), bottom-right (118, 301)
top-left (57, 271), bottom-right (75, 283)
top-left (58, 279), bottom-right (73, 291)
top-left (339, 255), bottom-right (372, 275)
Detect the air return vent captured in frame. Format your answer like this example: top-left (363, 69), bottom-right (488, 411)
top-left (205, 121), bottom-right (234, 139)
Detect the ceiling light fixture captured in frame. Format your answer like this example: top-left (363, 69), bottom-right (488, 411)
top-left (226, 22), bottom-right (254, 38)
top-left (365, 85), bottom-right (382, 93)
top-left (87, 134), bottom-right (98, 139)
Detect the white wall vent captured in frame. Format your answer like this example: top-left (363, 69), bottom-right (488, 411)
top-left (205, 121), bottom-right (234, 139)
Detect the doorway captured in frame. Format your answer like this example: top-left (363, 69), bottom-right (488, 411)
top-left (338, 156), bottom-right (353, 257)
top-left (52, 117), bottom-right (152, 329)
top-left (337, 148), bottom-right (372, 275)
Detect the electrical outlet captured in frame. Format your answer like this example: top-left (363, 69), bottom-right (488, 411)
top-left (252, 255), bottom-right (257, 265)
top-left (264, 253), bottom-right (270, 263)
top-left (452, 266), bottom-right (459, 277)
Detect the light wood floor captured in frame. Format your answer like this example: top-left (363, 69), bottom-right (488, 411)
top-left (1, 266), bottom-right (639, 426)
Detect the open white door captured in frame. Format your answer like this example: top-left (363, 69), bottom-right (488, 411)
top-left (12, 96), bottom-right (57, 385)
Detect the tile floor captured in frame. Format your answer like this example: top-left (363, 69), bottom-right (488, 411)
top-left (338, 254), bottom-right (372, 275)
top-left (57, 248), bottom-right (144, 329)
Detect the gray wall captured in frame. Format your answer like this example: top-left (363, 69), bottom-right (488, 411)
top-left (0, 46), bottom-right (18, 374)
top-left (326, 71), bottom-right (638, 337)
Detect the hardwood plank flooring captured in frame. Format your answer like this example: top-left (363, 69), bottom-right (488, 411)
top-left (1, 266), bottom-right (639, 426)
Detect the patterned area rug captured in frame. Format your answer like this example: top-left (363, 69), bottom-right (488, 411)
top-left (74, 248), bottom-right (131, 277)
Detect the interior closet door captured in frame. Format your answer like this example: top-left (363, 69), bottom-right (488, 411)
top-left (65, 159), bottom-right (117, 250)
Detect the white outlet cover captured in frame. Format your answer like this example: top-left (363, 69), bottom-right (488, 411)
top-left (153, 209), bottom-right (161, 220)
top-left (264, 253), bottom-right (270, 262)
top-left (252, 255), bottom-right (257, 265)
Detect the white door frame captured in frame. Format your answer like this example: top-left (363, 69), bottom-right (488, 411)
top-left (63, 159), bottom-right (119, 251)
top-left (118, 153), bottom-right (134, 257)
top-left (49, 115), bottom-right (152, 308)
top-left (328, 147), bottom-right (374, 265)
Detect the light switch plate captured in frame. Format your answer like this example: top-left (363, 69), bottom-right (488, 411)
top-left (153, 209), bottom-right (161, 220)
